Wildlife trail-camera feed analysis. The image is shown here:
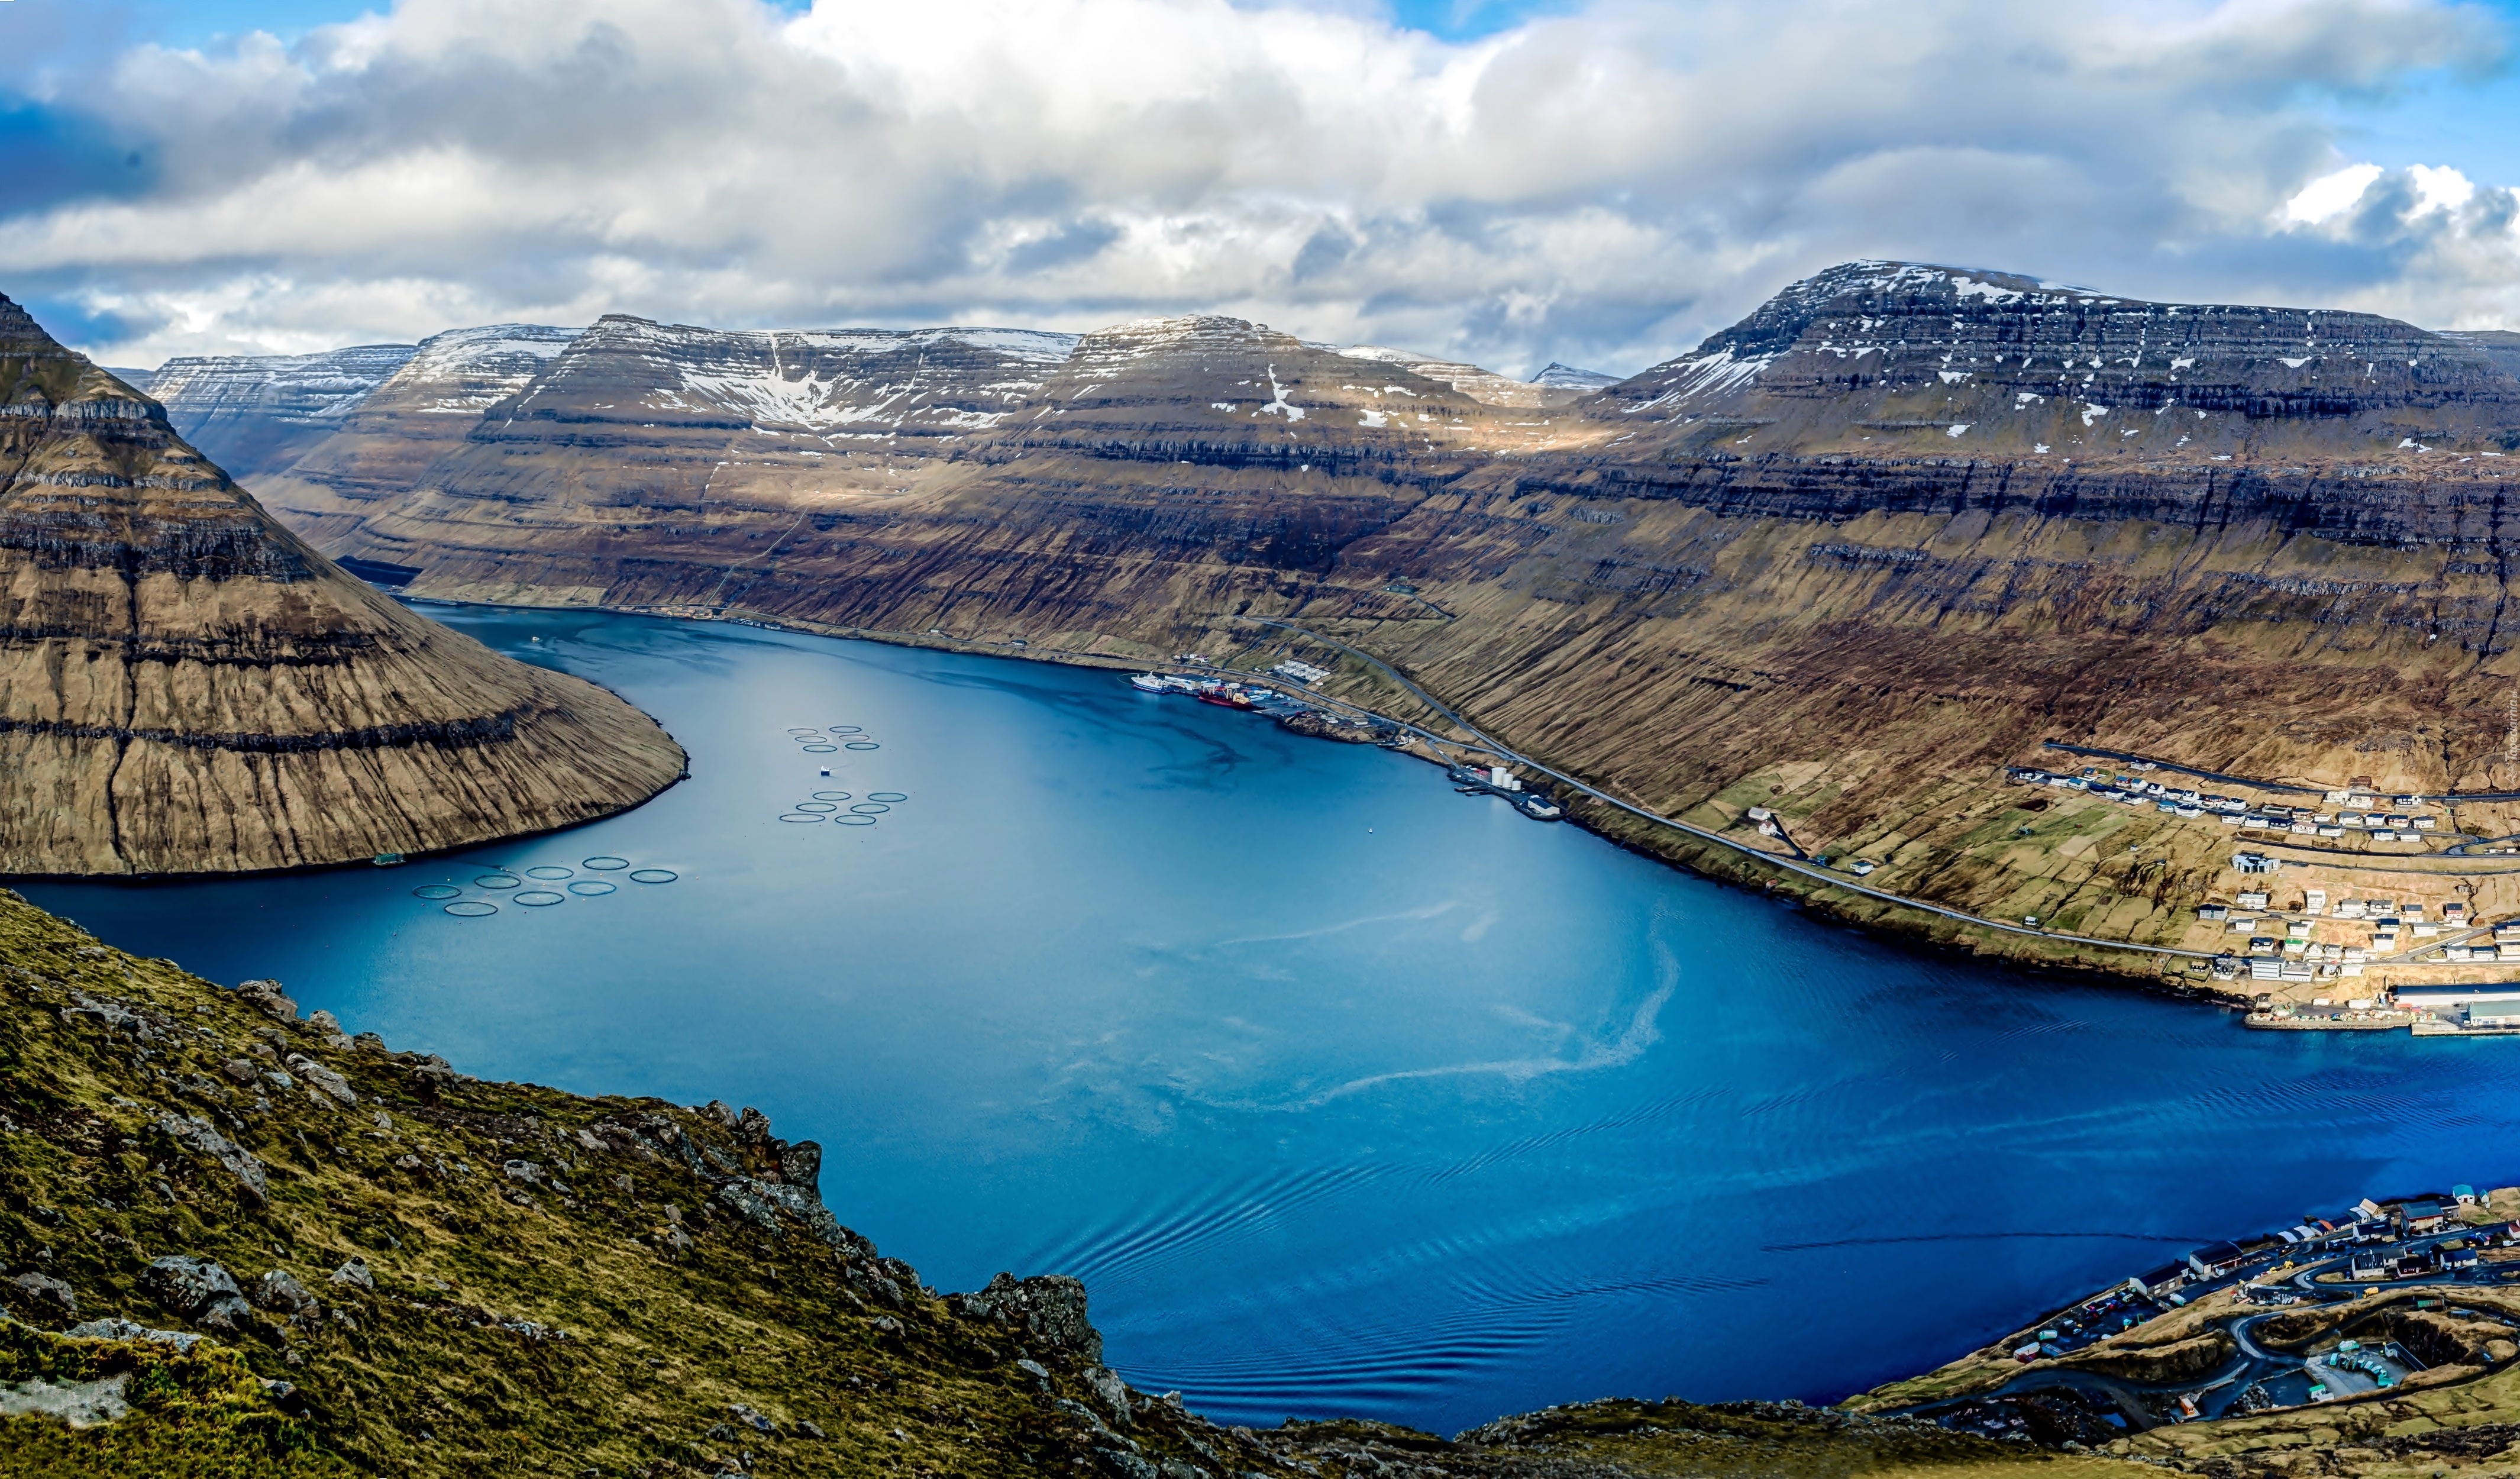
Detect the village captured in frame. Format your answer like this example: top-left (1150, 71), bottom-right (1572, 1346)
top-left (1875, 1184), bottom-right (2520, 1445)
top-left (1989, 755), bottom-right (2520, 1033)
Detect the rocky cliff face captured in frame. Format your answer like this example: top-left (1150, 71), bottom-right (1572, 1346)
top-left (148, 342), bottom-right (421, 482)
top-left (0, 293), bottom-right (684, 876)
top-left (236, 269), bottom-right (2520, 970)
top-left (250, 323), bottom-right (576, 547)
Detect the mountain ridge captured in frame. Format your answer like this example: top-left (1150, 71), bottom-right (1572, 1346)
top-left (0, 292), bottom-right (686, 876)
top-left (121, 263), bottom-right (2520, 993)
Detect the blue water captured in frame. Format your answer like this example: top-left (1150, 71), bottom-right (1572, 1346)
top-left (26, 607), bottom-right (2520, 1433)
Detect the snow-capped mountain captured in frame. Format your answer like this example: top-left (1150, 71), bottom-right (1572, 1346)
top-left (147, 341), bottom-right (421, 479)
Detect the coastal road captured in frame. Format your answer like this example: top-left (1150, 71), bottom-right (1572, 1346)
top-left (1911, 1226), bottom-right (2515, 1430)
top-left (1238, 618), bottom-right (2225, 968)
top-left (2045, 740), bottom-right (2520, 806)
top-left (2041, 742), bottom-right (2330, 799)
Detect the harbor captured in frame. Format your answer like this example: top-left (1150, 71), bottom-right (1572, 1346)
top-left (1127, 668), bottom-right (1567, 821)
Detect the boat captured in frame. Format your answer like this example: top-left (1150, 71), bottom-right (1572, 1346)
top-left (1129, 673), bottom-right (1171, 692)
top-left (1197, 684), bottom-right (1253, 709)
top-left (371, 852), bottom-right (405, 867)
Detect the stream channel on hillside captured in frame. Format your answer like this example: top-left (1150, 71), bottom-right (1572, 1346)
top-left (27, 605), bottom-right (2520, 1433)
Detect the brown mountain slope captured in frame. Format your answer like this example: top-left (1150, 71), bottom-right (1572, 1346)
top-left (0, 293), bottom-right (686, 876)
top-left (258, 270), bottom-right (2520, 986)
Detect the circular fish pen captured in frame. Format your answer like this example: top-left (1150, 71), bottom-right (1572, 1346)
top-left (629, 868), bottom-right (679, 884)
top-left (868, 792), bottom-right (909, 803)
top-left (568, 880), bottom-right (617, 896)
top-left (412, 884), bottom-right (463, 900)
top-left (525, 866), bottom-right (574, 880)
top-left (780, 813), bottom-right (826, 824)
top-left (836, 815), bottom-right (877, 826)
top-left (583, 857), bottom-right (631, 871)
top-left (845, 741), bottom-right (880, 751)
top-left (476, 874), bottom-right (522, 890)
top-left (443, 901), bottom-right (499, 918)
top-left (851, 803), bottom-right (890, 814)
top-left (515, 891), bottom-right (567, 906)
top-left (811, 792), bottom-right (852, 802)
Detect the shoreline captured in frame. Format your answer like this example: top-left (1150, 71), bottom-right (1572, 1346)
top-left (1852, 1185), bottom-right (2520, 1459)
top-left (392, 593), bottom-right (2256, 1015)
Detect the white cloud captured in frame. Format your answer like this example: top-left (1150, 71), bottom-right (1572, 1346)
top-left (2, 0), bottom-right (2515, 374)
top-left (2285, 163), bottom-right (2385, 223)
top-left (2411, 163), bottom-right (2479, 215)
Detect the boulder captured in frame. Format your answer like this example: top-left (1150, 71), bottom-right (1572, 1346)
top-left (151, 1112), bottom-right (269, 1202)
top-left (8, 1271), bottom-right (75, 1318)
top-left (142, 1255), bottom-right (251, 1331)
top-left (63, 1318), bottom-right (205, 1352)
top-left (234, 980), bottom-right (299, 1021)
top-left (250, 1270), bottom-right (316, 1314)
top-left (0, 1373), bottom-right (132, 1428)
top-left (328, 1259), bottom-right (374, 1291)
top-left (284, 1054), bottom-right (357, 1106)
top-left (778, 1141), bottom-right (823, 1196)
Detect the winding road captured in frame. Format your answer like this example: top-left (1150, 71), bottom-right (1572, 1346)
top-left (1236, 618), bottom-right (2227, 965)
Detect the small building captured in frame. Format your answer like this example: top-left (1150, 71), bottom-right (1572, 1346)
top-left (2401, 1199), bottom-right (2447, 1233)
top-left (2350, 1249), bottom-right (2389, 1281)
top-left (2188, 1242), bottom-right (2247, 1278)
top-left (2456, 1184), bottom-right (2479, 1206)
top-left (2131, 1264), bottom-right (2188, 1299)
top-left (2200, 904), bottom-right (2231, 921)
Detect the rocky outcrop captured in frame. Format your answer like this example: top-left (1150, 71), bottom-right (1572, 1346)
top-left (949, 1273), bottom-right (1104, 1366)
top-left (140, 1255), bottom-right (250, 1332)
top-left (0, 291), bottom-right (686, 875)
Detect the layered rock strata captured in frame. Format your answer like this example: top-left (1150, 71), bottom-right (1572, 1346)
top-left (148, 341), bottom-right (421, 482)
top-left (0, 292), bottom-right (685, 875)
top-left (249, 268), bottom-right (2520, 967)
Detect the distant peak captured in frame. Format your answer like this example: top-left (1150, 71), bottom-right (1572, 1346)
top-left (1530, 362), bottom-right (1618, 390)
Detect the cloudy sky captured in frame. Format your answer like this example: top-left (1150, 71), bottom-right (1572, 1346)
top-left (5, 0), bottom-right (2520, 376)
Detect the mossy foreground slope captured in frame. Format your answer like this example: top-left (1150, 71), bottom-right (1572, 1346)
top-left (0, 887), bottom-right (2135, 1478)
